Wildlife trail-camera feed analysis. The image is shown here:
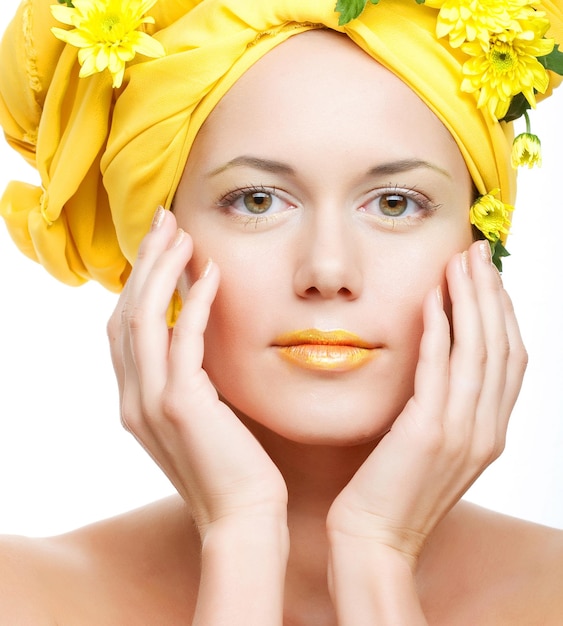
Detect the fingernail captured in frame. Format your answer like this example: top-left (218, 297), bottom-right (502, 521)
top-left (479, 240), bottom-right (492, 264)
top-left (199, 258), bottom-right (213, 279)
top-left (461, 251), bottom-right (470, 276)
top-left (173, 228), bottom-right (185, 247)
top-left (151, 206), bottom-right (165, 231)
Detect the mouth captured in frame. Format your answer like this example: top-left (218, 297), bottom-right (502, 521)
top-left (274, 329), bottom-right (380, 372)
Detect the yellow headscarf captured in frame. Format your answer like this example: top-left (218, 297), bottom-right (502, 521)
top-left (0, 0), bottom-right (561, 290)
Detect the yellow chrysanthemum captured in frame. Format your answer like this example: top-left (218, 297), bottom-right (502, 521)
top-left (51, 0), bottom-right (165, 88)
top-left (511, 132), bottom-right (542, 168)
top-left (461, 23), bottom-right (554, 119)
top-left (470, 189), bottom-right (513, 242)
top-left (425, 0), bottom-right (530, 48)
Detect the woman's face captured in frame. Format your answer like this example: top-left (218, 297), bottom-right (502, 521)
top-left (174, 30), bottom-right (474, 445)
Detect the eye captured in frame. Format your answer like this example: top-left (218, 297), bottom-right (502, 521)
top-left (217, 186), bottom-right (296, 217)
top-left (360, 188), bottom-right (433, 219)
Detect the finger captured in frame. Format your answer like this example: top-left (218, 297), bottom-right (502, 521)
top-left (468, 242), bottom-right (510, 425)
top-left (118, 207), bottom-right (179, 416)
top-left (406, 285), bottom-right (450, 424)
top-left (496, 287), bottom-right (528, 432)
top-left (125, 207), bottom-right (179, 302)
top-left (117, 210), bottom-right (181, 435)
top-left (127, 228), bottom-right (194, 397)
top-left (448, 241), bottom-right (513, 466)
top-left (167, 258), bottom-right (220, 391)
top-left (107, 282), bottom-right (129, 400)
top-left (107, 212), bottom-right (205, 501)
top-left (122, 227), bottom-right (193, 473)
top-left (444, 250), bottom-right (487, 431)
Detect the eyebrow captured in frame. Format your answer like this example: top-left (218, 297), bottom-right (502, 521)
top-left (207, 156), bottom-right (451, 179)
top-left (366, 159), bottom-right (452, 180)
top-left (207, 156), bottom-right (296, 177)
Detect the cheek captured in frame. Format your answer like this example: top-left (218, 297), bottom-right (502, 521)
top-left (373, 234), bottom-right (460, 346)
top-left (200, 258), bottom-right (282, 375)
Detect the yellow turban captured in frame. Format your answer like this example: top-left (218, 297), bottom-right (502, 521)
top-left (0, 0), bottom-right (561, 290)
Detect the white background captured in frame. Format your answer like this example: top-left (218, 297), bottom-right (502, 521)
top-left (0, 6), bottom-right (562, 537)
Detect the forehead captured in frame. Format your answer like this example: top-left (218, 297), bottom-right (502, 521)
top-left (189, 30), bottom-right (466, 177)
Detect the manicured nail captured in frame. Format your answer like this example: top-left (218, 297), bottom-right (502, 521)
top-left (173, 228), bottom-right (185, 247)
top-left (151, 205), bottom-right (165, 231)
top-left (479, 240), bottom-right (492, 264)
top-left (461, 251), bottom-right (470, 275)
top-left (199, 258), bottom-right (213, 279)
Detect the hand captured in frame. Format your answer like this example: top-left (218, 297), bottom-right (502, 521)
top-left (107, 208), bottom-right (288, 536)
top-left (327, 240), bottom-right (528, 567)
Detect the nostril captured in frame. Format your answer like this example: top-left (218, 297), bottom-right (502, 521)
top-left (302, 285), bottom-right (354, 299)
top-left (294, 247), bottom-right (363, 300)
top-left (304, 286), bottom-right (321, 297)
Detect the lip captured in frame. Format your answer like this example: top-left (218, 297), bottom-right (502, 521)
top-left (274, 329), bottom-right (380, 372)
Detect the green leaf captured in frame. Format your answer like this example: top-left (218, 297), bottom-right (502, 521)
top-left (500, 92), bottom-right (531, 124)
top-left (490, 239), bottom-right (510, 273)
top-left (539, 44), bottom-right (563, 76)
top-left (57, 0), bottom-right (75, 5)
top-left (335, 0), bottom-right (369, 25)
top-left (335, 0), bottom-right (424, 25)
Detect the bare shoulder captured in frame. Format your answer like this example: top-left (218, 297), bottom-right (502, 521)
top-left (0, 496), bottom-right (200, 625)
top-left (0, 533), bottom-right (59, 625)
top-left (419, 500), bottom-right (563, 625)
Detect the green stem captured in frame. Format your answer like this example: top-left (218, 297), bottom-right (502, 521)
top-left (523, 110), bottom-right (531, 135)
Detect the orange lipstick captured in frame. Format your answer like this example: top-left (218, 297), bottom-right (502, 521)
top-left (274, 329), bottom-right (379, 372)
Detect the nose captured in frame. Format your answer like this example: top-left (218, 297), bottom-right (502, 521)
top-left (293, 208), bottom-right (363, 300)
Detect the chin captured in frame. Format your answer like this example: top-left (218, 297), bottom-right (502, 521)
top-left (223, 394), bottom-right (405, 448)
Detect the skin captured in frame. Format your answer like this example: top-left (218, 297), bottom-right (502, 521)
top-left (1, 30), bottom-right (563, 625)
top-left (175, 30), bottom-right (474, 448)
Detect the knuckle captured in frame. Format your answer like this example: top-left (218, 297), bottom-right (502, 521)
top-left (121, 401), bottom-right (152, 437)
top-left (135, 235), bottom-right (153, 262)
top-left (120, 415), bottom-right (133, 434)
top-left (419, 420), bottom-right (447, 456)
top-left (497, 333), bottom-right (510, 362)
top-left (160, 391), bottom-right (186, 427)
top-left (492, 433), bottom-right (507, 459)
top-left (474, 343), bottom-right (488, 367)
top-left (126, 304), bottom-right (149, 333)
top-left (512, 344), bottom-right (529, 372)
top-left (120, 406), bottom-right (137, 434)
top-left (107, 296), bottom-right (128, 340)
top-left (120, 392), bottom-right (147, 435)
top-left (472, 433), bottom-right (505, 466)
top-left (106, 313), bottom-right (121, 345)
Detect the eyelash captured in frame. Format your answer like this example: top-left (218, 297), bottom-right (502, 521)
top-left (215, 185), bottom-right (295, 225)
top-left (215, 184), bottom-right (440, 227)
top-left (359, 185), bottom-right (440, 225)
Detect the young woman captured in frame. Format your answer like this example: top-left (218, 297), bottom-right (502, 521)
top-left (1, 1), bottom-right (562, 623)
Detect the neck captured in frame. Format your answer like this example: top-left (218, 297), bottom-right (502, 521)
top-left (245, 416), bottom-right (376, 510)
top-left (241, 417), bottom-right (380, 626)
